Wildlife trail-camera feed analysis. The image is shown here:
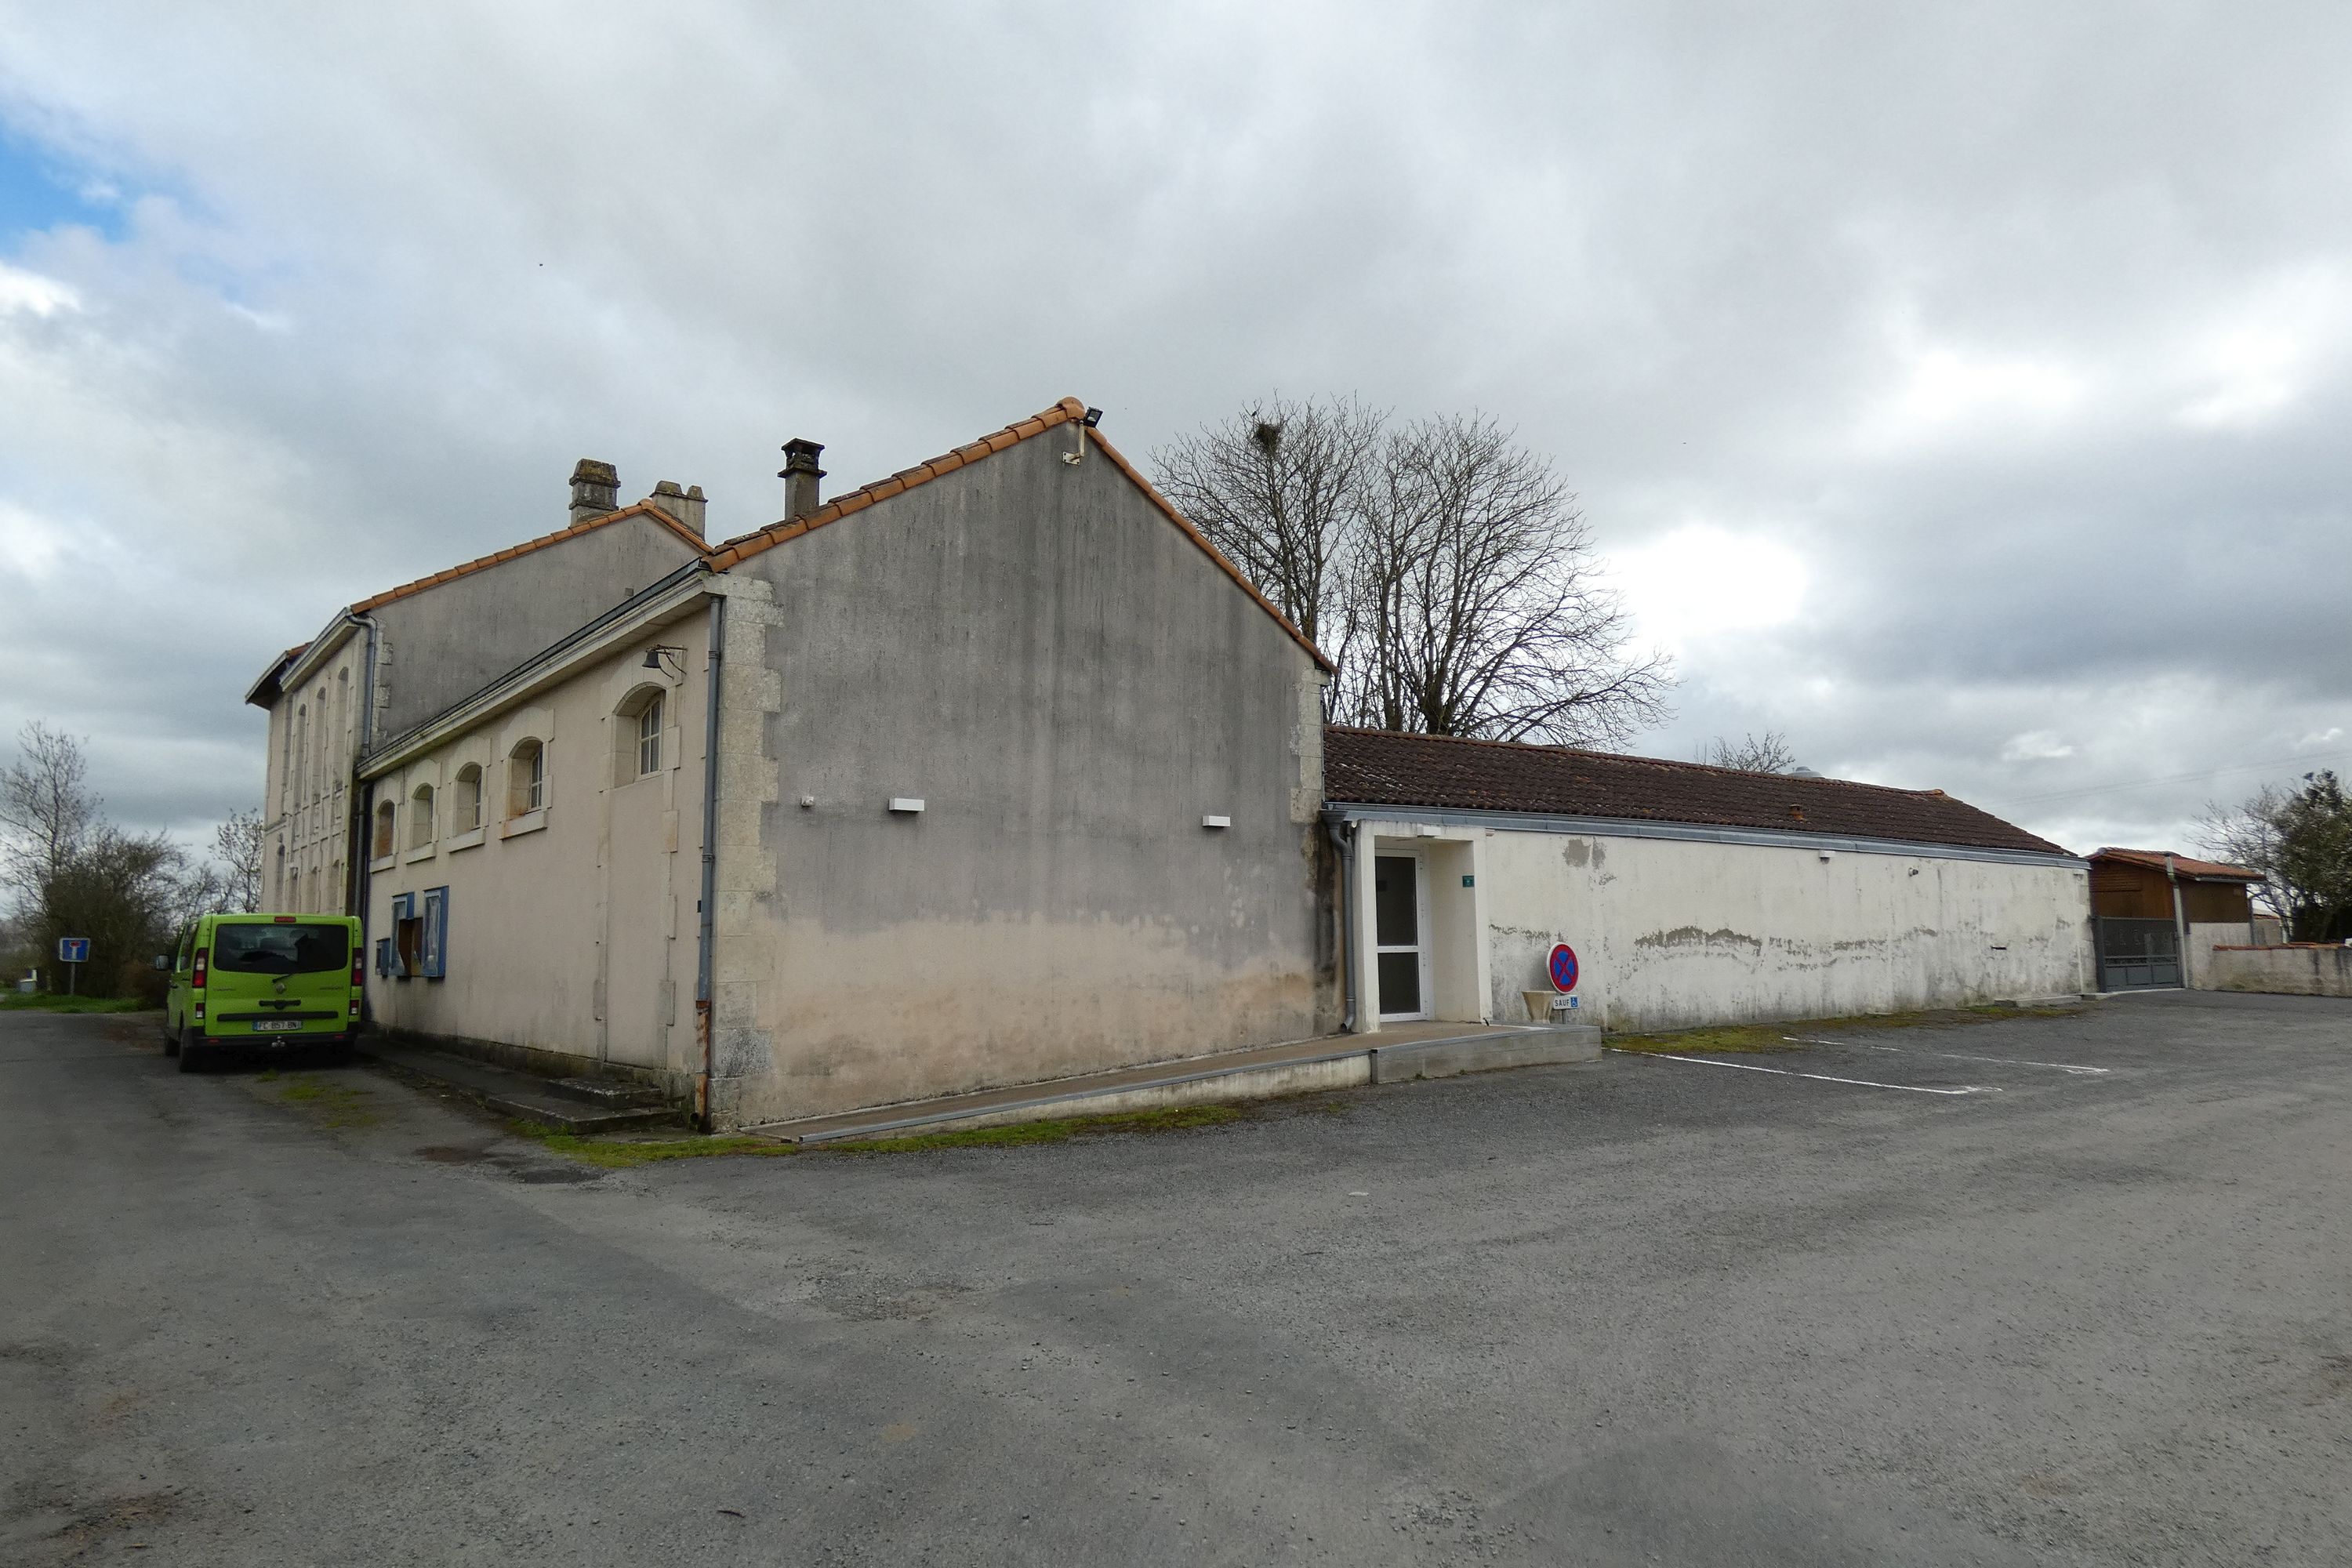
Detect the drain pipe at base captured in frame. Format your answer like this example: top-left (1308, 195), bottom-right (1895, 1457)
top-left (692, 595), bottom-right (727, 1131)
top-left (1327, 816), bottom-right (1358, 1033)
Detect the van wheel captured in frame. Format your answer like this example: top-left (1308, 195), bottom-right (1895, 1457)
top-left (177, 1036), bottom-right (205, 1073)
top-left (162, 1028), bottom-right (180, 1058)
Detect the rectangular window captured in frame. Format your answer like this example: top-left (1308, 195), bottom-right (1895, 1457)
top-left (637, 695), bottom-right (663, 776)
top-left (420, 886), bottom-right (448, 979)
top-left (213, 923), bottom-right (350, 975)
top-left (524, 746), bottom-right (543, 811)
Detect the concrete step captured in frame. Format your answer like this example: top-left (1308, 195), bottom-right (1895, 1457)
top-left (365, 1044), bottom-right (683, 1134)
top-left (748, 1023), bottom-right (1599, 1145)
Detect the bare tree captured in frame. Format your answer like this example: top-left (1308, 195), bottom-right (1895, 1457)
top-left (2197, 786), bottom-right (2290, 921)
top-left (212, 808), bottom-right (265, 914)
top-left (1152, 395), bottom-right (1384, 666)
top-left (1701, 731), bottom-right (1798, 774)
top-left (0, 720), bottom-right (97, 913)
top-left (1336, 413), bottom-right (1671, 746)
top-left (2198, 771), bottom-right (2352, 937)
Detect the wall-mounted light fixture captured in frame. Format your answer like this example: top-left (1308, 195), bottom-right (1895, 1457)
top-left (641, 644), bottom-right (688, 681)
top-left (1062, 407), bottom-right (1106, 466)
top-left (1201, 815), bottom-right (1230, 829)
top-left (888, 798), bottom-right (925, 814)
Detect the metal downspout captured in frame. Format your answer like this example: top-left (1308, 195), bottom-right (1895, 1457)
top-left (353, 615), bottom-right (379, 1020)
top-left (1327, 816), bottom-right (1358, 1033)
top-left (2166, 852), bottom-right (2189, 989)
top-left (693, 596), bottom-right (727, 1131)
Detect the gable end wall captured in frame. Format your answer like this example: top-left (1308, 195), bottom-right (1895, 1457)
top-left (710, 432), bottom-right (1331, 1126)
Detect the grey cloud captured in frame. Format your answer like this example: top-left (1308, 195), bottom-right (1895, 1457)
top-left (0, 0), bottom-right (2346, 861)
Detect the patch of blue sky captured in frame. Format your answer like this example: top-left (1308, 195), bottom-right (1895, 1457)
top-left (0, 129), bottom-right (129, 247)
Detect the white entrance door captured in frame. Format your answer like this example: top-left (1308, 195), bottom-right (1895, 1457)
top-left (1374, 852), bottom-right (1433, 1022)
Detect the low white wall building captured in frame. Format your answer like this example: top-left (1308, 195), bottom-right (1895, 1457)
top-left (1327, 730), bottom-right (2092, 1033)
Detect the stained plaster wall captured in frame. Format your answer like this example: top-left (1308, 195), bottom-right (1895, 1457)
top-left (363, 610), bottom-right (711, 1093)
top-left (260, 630), bottom-right (365, 916)
top-left (368, 513), bottom-right (702, 742)
top-left (1473, 828), bottom-right (2093, 1032)
top-left (706, 433), bottom-right (1331, 1127)
top-left (2201, 942), bottom-right (2352, 997)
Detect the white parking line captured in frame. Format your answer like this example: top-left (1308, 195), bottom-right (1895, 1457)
top-left (1783, 1037), bottom-right (2112, 1076)
top-left (1614, 1050), bottom-right (2000, 1096)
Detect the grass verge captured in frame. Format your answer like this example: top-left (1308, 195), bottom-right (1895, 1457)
top-left (506, 1102), bottom-right (1253, 1165)
top-left (0, 994), bottom-right (151, 1014)
top-left (822, 1103), bottom-right (1244, 1153)
top-left (506, 1121), bottom-right (800, 1169)
top-left (1607, 1003), bottom-right (2082, 1055)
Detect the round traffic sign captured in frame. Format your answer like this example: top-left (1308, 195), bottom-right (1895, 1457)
top-left (1548, 942), bottom-right (1579, 993)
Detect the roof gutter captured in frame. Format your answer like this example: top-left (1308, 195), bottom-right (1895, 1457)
top-left (1323, 802), bottom-right (2088, 870)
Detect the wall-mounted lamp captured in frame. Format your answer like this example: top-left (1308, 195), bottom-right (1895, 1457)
top-left (888, 797), bottom-right (925, 814)
top-left (1201, 815), bottom-right (1231, 829)
top-left (1062, 407), bottom-right (1106, 466)
top-left (641, 644), bottom-right (688, 681)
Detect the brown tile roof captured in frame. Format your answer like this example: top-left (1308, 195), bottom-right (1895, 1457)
top-left (350, 500), bottom-right (706, 614)
top-left (1324, 727), bottom-right (2072, 855)
top-left (702, 397), bottom-right (1334, 672)
top-left (2090, 848), bottom-right (2264, 882)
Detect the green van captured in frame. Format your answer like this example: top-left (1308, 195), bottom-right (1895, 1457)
top-left (161, 913), bottom-right (364, 1072)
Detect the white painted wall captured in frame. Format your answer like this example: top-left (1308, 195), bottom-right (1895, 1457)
top-left (2183, 921), bottom-right (2256, 989)
top-left (1346, 822), bottom-right (2092, 1034)
top-left (362, 611), bottom-right (711, 1091)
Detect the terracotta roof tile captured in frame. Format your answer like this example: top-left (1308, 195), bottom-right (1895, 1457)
top-left (2091, 848), bottom-right (2264, 881)
top-left (1325, 727), bottom-right (2069, 855)
top-left (699, 396), bottom-right (1332, 671)
top-left (350, 500), bottom-right (706, 614)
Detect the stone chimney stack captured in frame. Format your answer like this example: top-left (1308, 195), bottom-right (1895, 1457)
top-left (569, 459), bottom-right (619, 524)
top-left (647, 481), bottom-right (707, 539)
top-left (779, 439), bottom-right (826, 521)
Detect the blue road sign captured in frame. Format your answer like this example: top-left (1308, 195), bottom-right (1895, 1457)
top-left (1547, 942), bottom-right (1580, 993)
top-left (57, 937), bottom-right (89, 964)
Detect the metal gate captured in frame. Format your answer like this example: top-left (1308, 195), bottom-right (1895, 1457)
top-left (2097, 917), bottom-right (2180, 991)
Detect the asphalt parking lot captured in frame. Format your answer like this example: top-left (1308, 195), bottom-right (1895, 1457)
top-left (4, 989), bottom-right (2349, 1566)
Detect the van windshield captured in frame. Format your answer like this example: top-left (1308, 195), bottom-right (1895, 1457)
top-left (212, 924), bottom-right (350, 975)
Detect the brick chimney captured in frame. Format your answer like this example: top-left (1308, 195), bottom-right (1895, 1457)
top-left (569, 459), bottom-right (619, 524)
top-left (779, 439), bottom-right (825, 521)
top-left (647, 481), bottom-right (706, 539)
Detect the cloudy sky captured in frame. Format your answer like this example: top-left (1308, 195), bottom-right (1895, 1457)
top-left (2, 2), bottom-right (2347, 858)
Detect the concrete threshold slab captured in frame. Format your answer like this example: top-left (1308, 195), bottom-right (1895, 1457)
top-left (365, 1043), bottom-right (684, 1134)
top-left (747, 1022), bottom-right (1596, 1145)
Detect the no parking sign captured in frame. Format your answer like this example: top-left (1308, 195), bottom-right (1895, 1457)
top-left (1548, 942), bottom-right (1579, 993)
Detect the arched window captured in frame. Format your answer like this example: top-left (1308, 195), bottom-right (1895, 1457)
top-left (307, 866), bottom-right (321, 913)
top-left (408, 784), bottom-right (435, 850)
top-left (508, 739), bottom-right (545, 817)
top-left (274, 842), bottom-right (287, 909)
top-left (614, 686), bottom-right (666, 784)
top-left (372, 800), bottom-right (397, 861)
top-left (294, 706), bottom-right (309, 804)
top-left (452, 764), bottom-right (483, 832)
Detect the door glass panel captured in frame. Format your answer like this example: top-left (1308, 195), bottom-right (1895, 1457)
top-left (1377, 951), bottom-right (1422, 1015)
top-left (1374, 856), bottom-right (1419, 946)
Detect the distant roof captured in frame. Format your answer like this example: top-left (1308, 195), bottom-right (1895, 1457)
top-left (703, 397), bottom-right (1333, 673)
top-left (2089, 848), bottom-right (2264, 883)
top-left (244, 503), bottom-right (708, 705)
top-left (350, 500), bottom-right (705, 614)
top-left (1324, 727), bottom-right (2071, 855)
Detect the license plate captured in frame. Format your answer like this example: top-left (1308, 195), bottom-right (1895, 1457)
top-left (252, 1019), bottom-right (303, 1033)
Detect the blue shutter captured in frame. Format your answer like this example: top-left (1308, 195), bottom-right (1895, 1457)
top-left (375, 937), bottom-right (394, 978)
top-left (390, 892), bottom-right (416, 978)
top-left (422, 887), bottom-right (448, 979)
